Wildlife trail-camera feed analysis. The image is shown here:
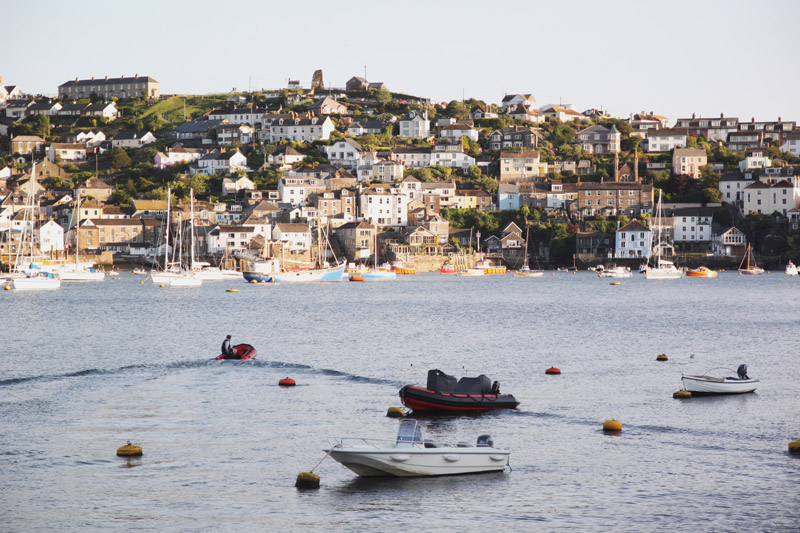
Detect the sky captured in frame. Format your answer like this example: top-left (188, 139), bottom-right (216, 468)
top-left (6, 0), bottom-right (800, 124)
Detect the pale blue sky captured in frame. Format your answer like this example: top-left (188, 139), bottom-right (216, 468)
top-left (6, 0), bottom-right (799, 123)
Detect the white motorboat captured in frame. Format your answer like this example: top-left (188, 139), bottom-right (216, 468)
top-left (600, 266), bottom-right (632, 278)
top-left (324, 419), bottom-right (510, 477)
top-left (681, 365), bottom-right (759, 395)
top-left (460, 268), bottom-right (485, 276)
top-left (786, 261), bottom-right (797, 276)
top-left (132, 267), bottom-right (148, 275)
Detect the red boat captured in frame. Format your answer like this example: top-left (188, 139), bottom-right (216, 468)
top-left (399, 369), bottom-right (519, 412)
top-left (439, 266), bottom-right (458, 274)
top-left (216, 343), bottom-right (257, 360)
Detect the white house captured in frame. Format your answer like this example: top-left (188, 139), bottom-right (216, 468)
top-left (395, 176), bottom-right (423, 202)
top-left (430, 144), bottom-right (475, 169)
top-left (540, 104), bottom-right (582, 122)
top-left (712, 226), bottom-right (745, 256)
top-left (738, 147), bottom-right (771, 172)
top-left (75, 130), bottom-right (106, 147)
top-left (347, 120), bottom-right (386, 136)
top-left (206, 224), bottom-right (257, 255)
top-left (500, 94), bottom-right (536, 109)
top-left (420, 180), bottom-right (457, 208)
top-left (439, 123), bottom-right (479, 142)
top-left (391, 147), bottom-right (431, 168)
top-left (359, 185), bottom-right (409, 228)
top-left (399, 111), bottom-right (430, 138)
top-left (39, 219), bottom-right (64, 253)
top-left (266, 146), bottom-right (306, 169)
top-left (47, 143), bottom-right (86, 162)
top-left (85, 102), bottom-right (119, 120)
top-left (324, 138), bottom-right (367, 169)
top-left (221, 175), bottom-right (255, 196)
top-left (267, 115), bottom-right (334, 143)
top-left (742, 180), bottom-right (799, 216)
top-left (278, 177), bottom-right (326, 207)
top-left (615, 220), bottom-right (651, 259)
top-left (673, 207), bottom-right (714, 244)
top-left (193, 150), bottom-right (248, 175)
top-left (780, 133), bottom-right (800, 156)
top-left (499, 150), bottom-right (548, 181)
top-left (153, 147), bottom-right (203, 169)
top-left (112, 131), bottom-right (156, 149)
top-left (576, 125), bottom-right (621, 154)
top-left (217, 123), bottom-right (253, 146)
top-left (646, 128), bottom-right (688, 152)
top-left (272, 223), bottom-right (311, 253)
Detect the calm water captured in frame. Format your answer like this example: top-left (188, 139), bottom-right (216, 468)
top-left (2, 272), bottom-right (799, 531)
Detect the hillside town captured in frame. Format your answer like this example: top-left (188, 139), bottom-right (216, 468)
top-left (2, 70), bottom-right (800, 272)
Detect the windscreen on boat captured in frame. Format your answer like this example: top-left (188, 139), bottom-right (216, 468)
top-left (427, 369), bottom-right (457, 393)
top-left (454, 374), bottom-right (492, 394)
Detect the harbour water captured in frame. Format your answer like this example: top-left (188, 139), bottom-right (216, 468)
top-left (2, 272), bottom-right (799, 531)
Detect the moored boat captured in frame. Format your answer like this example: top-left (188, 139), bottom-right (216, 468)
top-left (391, 260), bottom-right (417, 274)
top-left (324, 419), bottom-right (510, 477)
top-left (399, 369), bottom-right (519, 412)
top-left (215, 343), bottom-right (257, 360)
top-left (681, 365), bottom-right (758, 395)
top-left (600, 266), bottom-right (632, 278)
top-left (272, 261), bottom-right (346, 282)
top-left (474, 259), bottom-right (507, 274)
top-left (13, 270), bottom-right (61, 291)
top-left (439, 265), bottom-right (458, 274)
top-left (686, 266), bottom-right (718, 278)
top-left (785, 261), bottom-right (797, 276)
top-left (459, 268), bottom-right (485, 276)
top-left (738, 244), bottom-right (764, 275)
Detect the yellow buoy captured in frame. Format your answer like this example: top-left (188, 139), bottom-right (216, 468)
top-left (657, 354), bottom-right (668, 361)
top-left (603, 420), bottom-right (622, 433)
top-left (250, 279), bottom-right (258, 284)
top-left (295, 471), bottom-right (320, 490)
top-left (116, 441), bottom-right (143, 457)
top-left (673, 390), bottom-right (692, 399)
top-left (4, 285), bottom-right (10, 290)
top-left (226, 289), bottom-right (238, 292)
top-left (789, 440), bottom-right (800, 454)
top-left (386, 407), bottom-right (405, 418)
top-left (610, 282), bottom-right (621, 285)
top-left (139, 280), bottom-right (145, 284)
top-left (159, 284), bottom-right (165, 287)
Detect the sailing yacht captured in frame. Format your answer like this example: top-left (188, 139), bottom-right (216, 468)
top-left (645, 191), bottom-right (683, 280)
top-left (169, 190), bottom-right (202, 287)
top-left (12, 162), bottom-right (61, 290)
top-left (516, 227), bottom-right (543, 277)
top-left (360, 224), bottom-right (396, 280)
top-left (151, 188), bottom-right (182, 284)
top-left (271, 221), bottom-right (345, 282)
top-left (60, 193), bottom-right (104, 281)
top-left (738, 244), bottom-right (764, 275)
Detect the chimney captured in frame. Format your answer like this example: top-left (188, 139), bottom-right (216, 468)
top-left (692, 112), bottom-right (696, 119)
top-left (76, 77), bottom-right (79, 82)
top-left (105, 75), bottom-right (108, 80)
top-left (649, 110), bottom-right (653, 115)
top-left (720, 113), bottom-right (724, 119)
top-left (751, 117), bottom-right (755, 123)
top-left (135, 73), bottom-right (139, 78)
top-left (779, 116), bottom-right (782, 123)
top-left (614, 152), bottom-right (619, 182)
top-left (91, 76), bottom-right (95, 80)
top-left (121, 75), bottom-right (125, 79)
top-left (634, 150), bottom-right (639, 183)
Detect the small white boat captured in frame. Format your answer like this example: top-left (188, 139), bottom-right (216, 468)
top-left (132, 267), bottom-right (148, 275)
top-left (13, 271), bottom-right (61, 291)
top-left (785, 261), bottom-right (797, 276)
top-left (169, 271), bottom-right (203, 287)
top-left (59, 268), bottom-right (105, 281)
top-left (460, 268), bottom-right (485, 276)
top-left (600, 266), bottom-right (632, 278)
top-left (325, 419), bottom-right (510, 477)
top-left (681, 365), bottom-right (759, 395)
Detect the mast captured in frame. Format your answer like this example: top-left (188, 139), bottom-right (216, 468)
top-left (75, 191), bottom-right (80, 269)
top-left (374, 221), bottom-right (378, 269)
top-left (163, 188), bottom-right (171, 271)
top-left (522, 227), bottom-right (529, 269)
top-left (190, 189), bottom-right (196, 271)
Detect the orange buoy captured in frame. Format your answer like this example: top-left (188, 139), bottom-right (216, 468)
top-left (116, 441), bottom-right (143, 457)
top-left (545, 367), bottom-right (561, 375)
top-left (603, 420), bottom-right (622, 433)
top-left (279, 377), bottom-right (296, 387)
top-left (349, 275), bottom-right (365, 282)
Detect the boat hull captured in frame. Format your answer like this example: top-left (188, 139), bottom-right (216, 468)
top-left (645, 268), bottom-right (683, 279)
top-left (681, 375), bottom-right (759, 395)
top-left (686, 267), bottom-right (718, 278)
top-left (59, 270), bottom-right (105, 281)
top-left (326, 447), bottom-right (509, 477)
top-left (399, 385), bottom-right (519, 412)
top-left (216, 344), bottom-right (257, 361)
top-left (738, 268), bottom-right (764, 275)
top-left (272, 262), bottom-right (346, 282)
top-left (12, 277), bottom-right (61, 290)
top-left (243, 272), bottom-right (273, 283)
top-left (169, 276), bottom-right (202, 287)
top-left (514, 270), bottom-right (544, 277)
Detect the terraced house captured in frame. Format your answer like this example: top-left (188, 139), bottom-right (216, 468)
top-left (574, 182), bottom-right (653, 217)
top-left (58, 75), bottom-right (160, 100)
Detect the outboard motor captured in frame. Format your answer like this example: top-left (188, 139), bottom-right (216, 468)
top-left (737, 364), bottom-right (749, 380)
top-left (476, 434), bottom-right (493, 448)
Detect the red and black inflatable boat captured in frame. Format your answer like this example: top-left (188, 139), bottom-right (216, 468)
top-left (216, 343), bottom-right (257, 360)
top-left (399, 369), bottom-right (519, 412)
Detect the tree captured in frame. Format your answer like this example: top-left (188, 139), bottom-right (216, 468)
top-left (375, 86), bottom-right (392, 105)
top-left (111, 147), bottom-right (132, 169)
top-left (34, 114), bottom-right (50, 139)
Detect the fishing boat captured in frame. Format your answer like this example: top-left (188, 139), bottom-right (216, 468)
top-left (459, 268), bottom-right (485, 276)
top-left (515, 227), bottom-right (544, 277)
top-left (439, 265), bottom-right (458, 274)
top-left (324, 419), bottom-right (510, 477)
top-left (243, 257), bottom-right (279, 283)
top-left (738, 244), bottom-right (764, 275)
top-left (681, 365), bottom-right (759, 395)
top-left (391, 260), bottom-right (417, 274)
top-left (785, 261), bottom-right (797, 276)
top-left (475, 259), bottom-right (507, 274)
top-left (215, 343), bottom-right (257, 361)
top-left (686, 266), bottom-right (718, 278)
top-left (599, 265), bottom-right (632, 278)
top-left (399, 369), bottom-right (519, 412)
top-left (645, 191), bottom-right (683, 279)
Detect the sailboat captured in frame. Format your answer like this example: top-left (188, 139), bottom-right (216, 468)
top-left (359, 224), bottom-right (396, 280)
top-left (12, 162), bottom-right (61, 290)
top-left (271, 221), bottom-right (345, 282)
top-left (151, 188), bottom-right (182, 284)
top-left (169, 191), bottom-right (202, 287)
top-left (738, 243), bottom-right (764, 275)
top-left (59, 193), bottom-right (104, 281)
top-left (645, 191), bottom-right (683, 279)
top-left (515, 227), bottom-right (544, 277)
